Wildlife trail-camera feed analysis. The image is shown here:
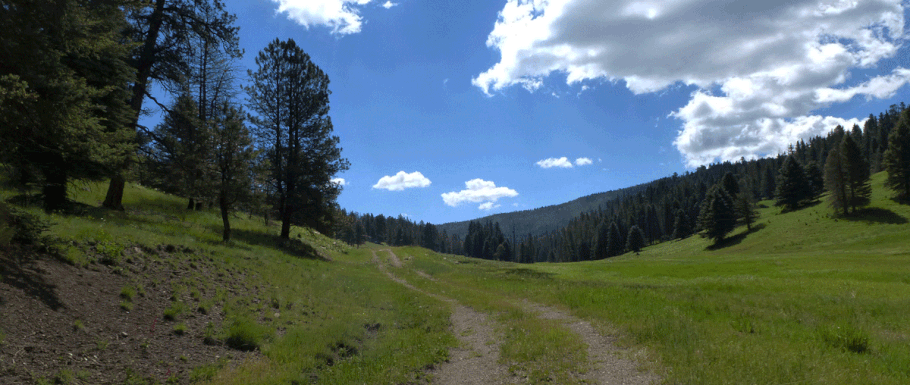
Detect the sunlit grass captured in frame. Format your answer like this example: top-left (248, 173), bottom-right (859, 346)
top-left (392, 172), bottom-right (910, 385)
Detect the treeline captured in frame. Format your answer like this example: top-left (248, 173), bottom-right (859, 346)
top-left (500, 102), bottom-right (910, 263)
top-left (338, 103), bottom-right (909, 261)
top-left (1, 1), bottom-right (348, 242)
top-left (334, 211), bottom-right (462, 254)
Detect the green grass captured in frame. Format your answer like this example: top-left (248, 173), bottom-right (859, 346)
top-left (389, 172), bottom-right (910, 385)
top-left (1, 180), bottom-right (456, 384)
top-left (5, 172), bottom-right (908, 384)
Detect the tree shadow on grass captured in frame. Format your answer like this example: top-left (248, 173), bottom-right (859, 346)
top-left (706, 223), bottom-right (767, 251)
top-left (0, 248), bottom-right (65, 311)
top-left (227, 229), bottom-right (330, 262)
top-left (841, 207), bottom-right (908, 224)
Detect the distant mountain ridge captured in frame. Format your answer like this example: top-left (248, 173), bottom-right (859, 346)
top-left (437, 183), bottom-right (650, 240)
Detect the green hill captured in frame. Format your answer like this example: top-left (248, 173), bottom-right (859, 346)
top-left (2, 172), bottom-right (909, 384)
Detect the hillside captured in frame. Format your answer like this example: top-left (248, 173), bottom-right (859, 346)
top-left (1, 172), bottom-right (909, 384)
top-left (437, 183), bottom-right (648, 239)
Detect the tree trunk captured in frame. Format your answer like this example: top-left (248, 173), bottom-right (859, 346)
top-left (220, 194), bottom-right (231, 242)
top-left (187, 198), bottom-right (195, 211)
top-left (42, 169), bottom-right (68, 212)
top-left (280, 205), bottom-right (292, 239)
top-left (102, 174), bottom-right (125, 211)
top-left (102, 0), bottom-right (167, 210)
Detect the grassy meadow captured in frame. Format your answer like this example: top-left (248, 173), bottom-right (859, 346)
top-left (3, 171), bottom-right (909, 384)
top-left (391, 172), bottom-right (910, 384)
top-left (1, 181), bottom-right (455, 384)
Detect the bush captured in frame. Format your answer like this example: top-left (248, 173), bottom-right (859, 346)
top-left (225, 317), bottom-right (269, 351)
top-left (0, 202), bottom-right (49, 246)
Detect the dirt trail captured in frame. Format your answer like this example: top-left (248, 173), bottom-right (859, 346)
top-left (372, 250), bottom-right (516, 384)
top-left (522, 301), bottom-right (660, 385)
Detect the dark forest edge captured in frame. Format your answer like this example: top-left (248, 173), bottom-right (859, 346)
top-left (336, 102), bottom-right (910, 263)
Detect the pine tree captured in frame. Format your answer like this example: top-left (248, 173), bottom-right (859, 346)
top-left (153, 94), bottom-right (216, 204)
top-left (698, 185), bottom-right (736, 243)
top-left (102, 0), bottom-right (241, 210)
top-left (841, 133), bottom-right (871, 213)
top-left (0, 0), bottom-right (136, 211)
top-left (825, 146), bottom-right (849, 216)
top-left (625, 225), bottom-right (645, 253)
top-left (883, 108), bottom-right (910, 200)
top-left (593, 221), bottom-right (609, 259)
top-left (671, 209), bottom-right (691, 240)
top-left (246, 39), bottom-right (350, 238)
top-left (735, 190), bottom-right (756, 231)
top-left (775, 156), bottom-right (809, 211)
top-left (804, 161), bottom-right (825, 201)
top-left (607, 222), bottom-right (624, 257)
top-left (721, 172), bottom-right (740, 197)
top-left (212, 104), bottom-right (254, 241)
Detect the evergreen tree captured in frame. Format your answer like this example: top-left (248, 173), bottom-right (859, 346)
top-left (0, 0), bottom-right (136, 211)
top-left (246, 39), bottom-right (350, 238)
top-left (825, 146), bottom-right (849, 216)
top-left (354, 222), bottom-right (366, 247)
top-left (625, 225), bottom-right (645, 253)
top-left (607, 222), bottom-right (624, 257)
top-left (210, 104), bottom-right (255, 241)
top-left (698, 185), bottom-right (736, 243)
top-left (775, 156), bottom-right (809, 211)
top-left (102, 0), bottom-right (241, 210)
top-left (883, 108), bottom-right (910, 200)
top-left (721, 172), bottom-right (740, 197)
top-left (735, 190), bottom-right (756, 231)
top-left (671, 209), bottom-right (691, 240)
top-left (803, 161), bottom-right (825, 201)
top-left (153, 94), bottom-right (215, 203)
top-left (593, 221), bottom-right (609, 259)
top-left (842, 133), bottom-right (871, 213)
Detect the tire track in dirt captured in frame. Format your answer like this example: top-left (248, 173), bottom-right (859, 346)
top-left (372, 250), bottom-right (516, 385)
top-left (522, 301), bottom-right (660, 385)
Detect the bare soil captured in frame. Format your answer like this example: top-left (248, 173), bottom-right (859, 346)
top-left (522, 301), bottom-right (660, 385)
top-left (0, 244), bottom-right (258, 384)
top-left (373, 250), bottom-right (517, 384)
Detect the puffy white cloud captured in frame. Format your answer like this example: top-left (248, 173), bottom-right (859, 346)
top-left (536, 157), bottom-right (573, 168)
top-left (442, 179), bottom-right (519, 209)
top-left (381, 1), bottom-right (397, 9)
top-left (479, 202), bottom-right (501, 211)
top-left (272, 0), bottom-right (382, 35)
top-left (330, 177), bottom-right (347, 186)
top-left (575, 157), bottom-right (593, 166)
top-left (372, 171), bottom-right (431, 191)
top-left (475, 0), bottom-right (908, 166)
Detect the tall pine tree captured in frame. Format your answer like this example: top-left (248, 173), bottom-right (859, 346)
top-left (841, 133), bottom-right (871, 213)
top-left (775, 156), bottom-right (809, 211)
top-left (883, 107), bottom-right (910, 200)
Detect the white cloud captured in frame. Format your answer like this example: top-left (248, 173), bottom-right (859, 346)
top-left (479, 202), bottom-right (501, 211)
top-left (536, 157), bottom-right (573, 168)
top-left (372, 171), bottom-right (431, 191)
top-left (330, 177), bottom-right (347, 186)
top-left (442, 179), bottom-right (518, 209)
top-left (272, 0), bottom-right (384, 35)
top-left (382, 1), bottom-right (397, 9)
top-left (575, 157), bottom-right (593, 166)
top-left (474, 0), bottom-right (908, 166)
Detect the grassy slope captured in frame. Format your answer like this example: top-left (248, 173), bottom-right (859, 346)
top-left (392, 172), bottom-right (910, 385)
top-left (1, 182), bottom-right (455, 384)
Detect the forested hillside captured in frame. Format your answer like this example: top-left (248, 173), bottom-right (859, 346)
top-left (337, 102), bottom-right (910, 263)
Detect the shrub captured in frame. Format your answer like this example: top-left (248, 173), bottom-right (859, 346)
top-left (0, 202), bottom-right (49, 246)
top-left (224, 317), bottom-right (270, 351)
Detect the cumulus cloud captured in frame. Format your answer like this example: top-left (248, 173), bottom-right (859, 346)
top-left (272, 0), bottom-right (387, 35)
top-left (330, 177), bottom-right (347, 186)
top-left (372, 171), bottom-right (431, 191)
top-left (479, 202), bottom-right (501, 211)
top-left (536, 157), bottom-right (573, 168)
top-left (442, 179), bottom-right (518, 209)
top-left (381, 1), bottom-right (397, 8)
top-left (575, 157), bottom-right (593, 166)
top-left (474, 0), bottom-right (909, 166)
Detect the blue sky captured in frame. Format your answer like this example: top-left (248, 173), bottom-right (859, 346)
top-left (149, 0), bottom-right (910, 225)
